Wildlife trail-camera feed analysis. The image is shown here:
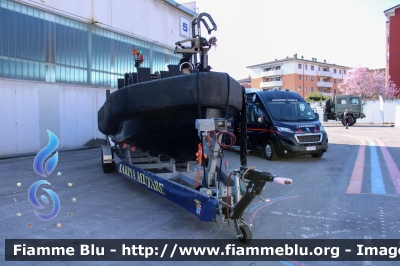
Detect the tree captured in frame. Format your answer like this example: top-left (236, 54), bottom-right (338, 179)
top-left (337, 67), bottom-right (399, 99)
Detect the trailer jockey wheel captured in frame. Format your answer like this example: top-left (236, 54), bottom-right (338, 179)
top-left (238, 225), bottom-right (252, 244)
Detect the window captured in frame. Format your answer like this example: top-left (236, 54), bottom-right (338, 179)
top-left (311, 65), bottom-right (314, 71)
top-left (311, 76), bottom-right (314, 81)
top-left (264, 77), bottom-right (269, 82)
top-left (339, 70), bottom-right (342, 74)
top-left (306, 76), bottom-right (308, 81)
top-left (338, 99), bottom-right (347, 104)
top-left (334, 79), bottom-right (336, 84)
top-left (276, 66), bottom-right (281, 70)
top-left (248, 103), bottom-right (267, 123)
top-left (344, 70), bottom-right (346, 74)
top-left (311, 87), bottom-right (314, 92)
top-left (264, 67), bottom-right (271, 71)
top-left (299, 75), bottom-right (302, 80)
top-left (0, 2), bottom-right (181, 88)
top-left (305, 65), bottom-right (308, 70)
top-left (305, 87), bottom-right (308, 92)
top-left (334, 89), bottom-right (336, 94)
top-left (350, 98), bottom-right (359, 104)
top-left (298, 64), bottom-right (302, 69)
top-left (247, 104), bottom-right (257, 123)
top-left (334, 69), bottom-right (337, 74)
top-left (298, 86), bottom-right (302, 91)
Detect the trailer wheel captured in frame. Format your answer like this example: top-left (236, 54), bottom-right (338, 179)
top-left (262, 140), bottom-right (278, 161)
top-left (101, 149), bottom-right (112, 173)
top-left (238, 225), bottom-right (252, 244)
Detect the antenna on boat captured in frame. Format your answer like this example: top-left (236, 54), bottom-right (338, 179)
top-left (174, 12), bottom-right (217, 72)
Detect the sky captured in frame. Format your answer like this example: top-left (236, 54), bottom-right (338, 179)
top-left (176, 0), bottom-right (399, 80)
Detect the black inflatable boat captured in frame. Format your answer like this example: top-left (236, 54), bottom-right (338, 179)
top-left (98, 71), bottom-right (243, 161)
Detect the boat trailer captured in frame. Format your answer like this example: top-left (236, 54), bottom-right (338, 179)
top-left (101, 90), bottom-right (292, 243)
top-left (100, 12), bottom-right (291, 243)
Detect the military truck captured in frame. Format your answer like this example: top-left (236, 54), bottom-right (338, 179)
top-left (324, 95), bottom-right (366, 126)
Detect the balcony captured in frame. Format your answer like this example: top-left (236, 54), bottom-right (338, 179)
top-left (260, 81), bottom-right (283, 88)
top-left (317, 81), bottom-right (333, 88)
top-left (317, 71), bottom-right (332, 77)
top-left (260, 70), bottom-right (283, 77)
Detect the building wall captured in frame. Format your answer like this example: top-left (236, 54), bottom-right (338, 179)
top-left (24, 0), bottom-right (194, 48)
top-left (0, 78), bottom-right (110, 156)
top-left (0, 0), bottom-right (195, 156)
top-left (386, 21), bottom-right (390, 79)
top-left (388, 8), bottom-right (400, 96)
top-left (251, 77), bottom-right (262, 89)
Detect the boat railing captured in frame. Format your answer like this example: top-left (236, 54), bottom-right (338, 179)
top-left (179, 62), bottom-right (194, 74)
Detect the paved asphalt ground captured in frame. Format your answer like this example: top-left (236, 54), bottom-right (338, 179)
top-left (1, 123), bottom-right (399, 266)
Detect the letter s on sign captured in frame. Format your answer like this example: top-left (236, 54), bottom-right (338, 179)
top-left (183, 22), bottom-right (187, 32)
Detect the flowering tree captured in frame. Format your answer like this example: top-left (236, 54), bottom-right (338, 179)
top-left (338, 67), bottom-right (399, 99)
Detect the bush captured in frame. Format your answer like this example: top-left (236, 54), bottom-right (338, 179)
top-left (305, 92), bottom-right (332, 102)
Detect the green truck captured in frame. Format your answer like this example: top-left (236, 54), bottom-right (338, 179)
top-left (324, 95), bottom-right (366, 126)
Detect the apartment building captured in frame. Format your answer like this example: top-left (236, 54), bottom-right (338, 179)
top-left (237, 76), bottom-right (252, 88)
top-left (384, 4), bottom-right (400, 97)
top-left (247, 54), bottom-right (351, 98)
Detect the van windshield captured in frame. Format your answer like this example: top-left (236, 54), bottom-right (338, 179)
top-left (265, 102), bottom-right (317, 121)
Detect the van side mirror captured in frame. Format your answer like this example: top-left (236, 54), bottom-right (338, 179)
top-left (257, 115), bottom-right (269, 124)
top-left (314, 112), bottom-right (319, 120)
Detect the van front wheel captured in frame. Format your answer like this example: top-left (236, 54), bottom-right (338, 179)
top-left (262, 140), bottom-right (278, 161)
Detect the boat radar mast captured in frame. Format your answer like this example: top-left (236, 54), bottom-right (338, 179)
top-left (174, 12), bottom-right (217, 73)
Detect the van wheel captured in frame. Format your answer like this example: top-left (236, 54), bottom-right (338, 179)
top-left (262, 140), bottom-right (278, 161)
top-left (311, 152), bottom-right (323, 158)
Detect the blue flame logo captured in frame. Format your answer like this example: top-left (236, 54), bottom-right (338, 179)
top-left (29, 130), bottom-right (61, 221)
top-left (28, 180), bottom-right (60, 221)
top-left (33, 130), bottom-right (59, 177)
